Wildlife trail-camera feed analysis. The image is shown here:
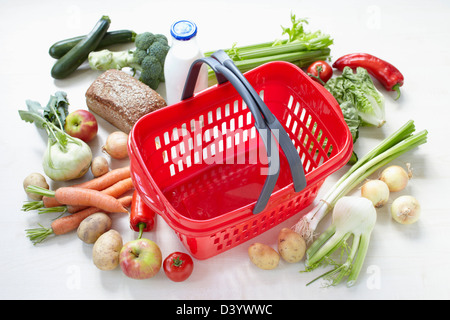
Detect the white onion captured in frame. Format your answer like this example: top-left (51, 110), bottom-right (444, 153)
top-left (102, 131), bottom-right (129, 159)
top-left (379, 164), bottom-right (411, 192)
top-left (361, 179), bottom-right (390, 208)
top-left (391, 195), bottom-right (421, 224)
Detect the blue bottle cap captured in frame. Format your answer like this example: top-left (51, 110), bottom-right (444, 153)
top-left (170, 20), bottom-right (197, 40)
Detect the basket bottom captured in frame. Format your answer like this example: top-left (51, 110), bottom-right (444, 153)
top-left (163, 153), bottom-right (295, 221)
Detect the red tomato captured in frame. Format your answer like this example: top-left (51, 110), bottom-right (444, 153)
top-left (307, 60), bottom-right (333, 85)
top-left (163, 252), bottom-right (194, 282)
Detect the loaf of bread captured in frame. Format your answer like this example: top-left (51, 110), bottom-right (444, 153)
top-left (86, 69), bottom-right (167, 133)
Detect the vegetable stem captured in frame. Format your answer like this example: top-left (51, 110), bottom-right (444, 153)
top-left (26, 185), bottom-right (56, 198)
top-left (347, 233), bottom-right (372, 286)
top-left (26, 224), bottom-right (54, 245)
top-left (21, 201), bottom-right (45, 212)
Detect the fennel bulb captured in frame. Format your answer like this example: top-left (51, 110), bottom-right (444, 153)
top-left (304, 196), bottom-right (376, 287)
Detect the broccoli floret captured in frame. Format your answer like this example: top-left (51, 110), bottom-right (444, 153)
top-left (140, 72), bottom-right (160, 90)
top-left (141, 55), bottom-right (162, 76)
top-left (135, 32), bottom-right (155, 50)
top-left (154, 34), bottom-right (169, 46)
top-left (133, 48), bottom-right (147, 65)
top-left (148, 41), bottom-right (170, 64)
top-left (88, 32), bottom-right (169, 90)
top-left (139, 56), bottom-right (163, 90)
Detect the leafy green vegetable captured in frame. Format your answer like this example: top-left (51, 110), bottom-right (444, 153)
top-left (339, 101), bottom-right (360, 142)
top-left (339, 101), bottom-right (361, 164)
top-left (23, 91), bottom-right (69, 131)
top-left (43, 91), bottom-right (69, 130)
top-left (325, 66), bottom-right (386, 128)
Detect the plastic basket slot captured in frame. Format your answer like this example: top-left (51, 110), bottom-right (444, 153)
top-left (278, 96), bottom-right (337, 175)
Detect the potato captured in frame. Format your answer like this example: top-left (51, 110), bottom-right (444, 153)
top-left (248, 243), bottom-right (280, 270)
top-left (91, 156), bottom-right (109, 177)
top-left (92, 229), bottom-right (123, 271)
top-left (23, 173), bottom-right (49, 200)
top-left (77, 212), bottom-right (112, 244)
top-left (277, 228), bottom-right (306, 263)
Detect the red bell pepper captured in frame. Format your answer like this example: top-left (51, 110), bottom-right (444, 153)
top-left (333, 53), bottom-right (404, 100)
top-left (130, 190), bottom-right (155, 239)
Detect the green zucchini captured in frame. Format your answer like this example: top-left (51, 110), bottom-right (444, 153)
top-left (49, 29), bottom-right (136, 59)
top-left (51, 15), bottom-right (111, 79)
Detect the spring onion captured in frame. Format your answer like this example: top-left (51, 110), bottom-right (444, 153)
top-left (204, 13), bottom-right (333, 84)
top-left (304, 196), bottom-right (377, 287)
top-left (292, 120), bottom-right (428, 243)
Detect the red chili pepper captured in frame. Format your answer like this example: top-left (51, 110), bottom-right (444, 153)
top-left (333, 53), bottom-right (404, 100)
top-left (130, 190), bottom-right (155, 239)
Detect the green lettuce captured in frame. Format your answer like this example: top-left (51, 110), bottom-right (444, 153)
top-left (325, 67), bottom-right (385, 128)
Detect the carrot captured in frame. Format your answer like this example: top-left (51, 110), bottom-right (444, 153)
top-left (41, 166), bottom-right (131, 208)
top-left (52, 196), bottom-right (133, 235)
top-left (67, 177), bottom-right (134, 213)
top-left (42, 196), bottom-right (60, 208)
top-left (73, 166), bottom-right (130, 189)
top-left (26, 185), bottom-right (129, 213)
top-left (26, 196), bottom-right (133, 244)
top-left (54, 187), bottom-right (129, 213)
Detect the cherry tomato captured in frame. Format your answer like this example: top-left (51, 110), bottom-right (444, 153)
top-left (163, 252), bottom-right (194, 282)
top-left (307, 60), bottom-right (333, 85)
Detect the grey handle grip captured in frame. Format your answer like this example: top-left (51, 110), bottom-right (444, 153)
top-left (211, 50), bottom-right (307, 193)
top-left (181, 56), bottom-right (280, 214)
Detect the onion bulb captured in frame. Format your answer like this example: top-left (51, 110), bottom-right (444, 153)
top-left (379, 164), bottom-right (411, 192)
top-left (391, 195), bottom-right (421, 224)
top-left (102, 131), bottom-right (129, 159)
top-left (361, 179), bottom-right (390, 208)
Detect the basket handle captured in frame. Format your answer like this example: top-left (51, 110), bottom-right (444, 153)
top-left (211, 50), bottom-right (307, 193)
top-left (181, 56), bottom-right (280, 214)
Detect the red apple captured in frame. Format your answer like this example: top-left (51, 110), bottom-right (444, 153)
top-left (64, 109), bottom-right (98, 142)
top-left (119, 238), bottom-right (162, 279)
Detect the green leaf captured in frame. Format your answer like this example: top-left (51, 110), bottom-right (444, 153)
top-left (339, 101), bottom-right (361, 142)
top-left (43, 91), bottom-right (69, 130)
top-left (18, 109), bottom-right (46, 129)
top-left (325, 67), bottom-right (385, 127)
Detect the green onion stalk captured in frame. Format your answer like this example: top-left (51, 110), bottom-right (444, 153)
top-left (292, 120), bottom-right (428, 244)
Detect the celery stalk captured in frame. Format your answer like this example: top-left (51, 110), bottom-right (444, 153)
top-left (204, 14), bottom-right (333, 84)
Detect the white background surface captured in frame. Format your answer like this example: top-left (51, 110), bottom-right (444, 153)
top-left (1, 0), bottom-right (449, 300)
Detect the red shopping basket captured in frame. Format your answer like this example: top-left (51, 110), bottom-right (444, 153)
top-left (128, 54), bottom-right (353, 260)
